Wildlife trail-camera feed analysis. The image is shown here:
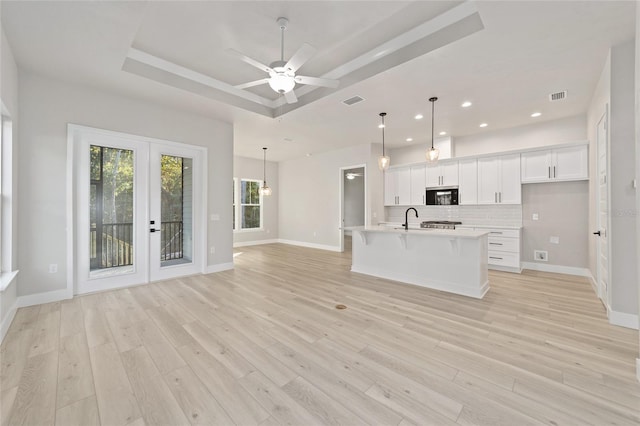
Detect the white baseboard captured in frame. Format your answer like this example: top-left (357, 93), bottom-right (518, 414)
top-left (205, 262), bottom-right (234, 274)
top-left (521, 262), bottom-right (591, 277)
top-left (277, 239), bottom-right (341, 252)
top-left (0, 298), bottom-right (18, 344)
top-left (233, 239), bottom-right (278, 248)
top-left (609, 309), bottom-right (639, 330)
top-left (18, 288), bottom-right (72, 308)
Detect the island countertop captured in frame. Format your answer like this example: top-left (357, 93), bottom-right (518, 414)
top-left (344, 225), bottom-right (488, 239)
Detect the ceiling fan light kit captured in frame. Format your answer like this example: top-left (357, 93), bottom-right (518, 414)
top-left (426, 97), bottom-right (440, 163)
top-left (230, 16), bottom-right (340, 104)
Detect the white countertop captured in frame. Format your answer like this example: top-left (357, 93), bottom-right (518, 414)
top-left (345, 225), bottom-right (488, 239)
top-left (377, 222), bottom-right (522, 230)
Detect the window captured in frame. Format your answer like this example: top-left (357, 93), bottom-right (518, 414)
top-left (232, 178), bottom-right (263, 231)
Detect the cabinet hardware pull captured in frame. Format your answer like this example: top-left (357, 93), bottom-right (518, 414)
top-left (548, 166), bottom-right (551, 178)
top-left (494, 192), bottom-right (497, 203)
top-left (489, 242), bottom-right (503, 245)
top-left (489, 256), bottom-right (503, 260)
top-left (553, 166), bottom-right (556, 178)
top-left (490, 231), bottom-right (503, 234)
top-left (499, 192), bottom-right (502, 203)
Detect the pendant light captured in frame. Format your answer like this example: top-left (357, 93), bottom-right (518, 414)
top-left (426, 97), bottom-right (440, 163)
top-left (378, 112), bottom-right (390, 171)
top-left (259, 147), bottom-right (272, 196)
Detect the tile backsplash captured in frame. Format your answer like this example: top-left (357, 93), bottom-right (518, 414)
top-left (384, 205), bottom-right (522, 227)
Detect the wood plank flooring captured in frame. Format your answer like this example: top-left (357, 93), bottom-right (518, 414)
top-left (1, 242), bottom-right (639, 425)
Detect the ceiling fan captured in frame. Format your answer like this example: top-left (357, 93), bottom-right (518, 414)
top-left (346, 172), bottom-right (363, 180)
top-left (227, 17), bottom-right (340, 104)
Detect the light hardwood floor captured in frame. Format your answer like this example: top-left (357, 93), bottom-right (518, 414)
top-left (1, 242), bottom-right (639, 425)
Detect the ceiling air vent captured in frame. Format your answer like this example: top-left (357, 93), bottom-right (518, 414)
top-left (342, 95), bottom-right (365, 106)
top-left (549, 91), bottom-right (567, 102)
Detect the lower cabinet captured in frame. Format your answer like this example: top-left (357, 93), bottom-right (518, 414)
top-left (457, 226), bottom-right (522, 273)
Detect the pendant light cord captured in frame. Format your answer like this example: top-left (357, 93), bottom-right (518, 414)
top-left (431, 100), bottom-right (435, 150)
top-left (379, 112), bottom-right (387, 156)
top-left (263, 147), bottom-right (267, 184)
top-left (280, 26), bottom-right (285, 62)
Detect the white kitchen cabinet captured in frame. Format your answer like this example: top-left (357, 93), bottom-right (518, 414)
top-left (521, 144), bottom-right (588, 183)
top-left (458, 159), bottom-right (478, 205)
top-left (460, 226), bottom-right (522, 273)
top-left (477, 153), bottom-right (521, 204)
top-left (384, 167), bottom-right (411, 206)
top-left (426, 161), bottom-right (458, 187)
top-left (410, 165), bottom-right (426, 205)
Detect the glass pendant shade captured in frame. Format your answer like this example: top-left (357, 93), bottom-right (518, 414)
top-left (259, 184), bottom-right (272, 196)
top-left (426, 147), bottom-right (440, 162)
top-left (378, 155), bottom-right (390, 171)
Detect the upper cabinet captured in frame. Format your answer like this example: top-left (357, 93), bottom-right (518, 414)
top-left (458, 159), bottom-right (478, 205)
top-left (384, 167), bottom-right (411, 206)
top-left (426, 161), bottom-right (459, 187)
top-left (521, 145), bottom-right (588, 183)
top-left (477, 153), bottom-right (521, 204)
top-left (409, 165), bottom-right (426, 205)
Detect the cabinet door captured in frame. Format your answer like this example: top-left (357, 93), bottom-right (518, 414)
top-left (499, 153), bottom-right (521, 204)
top-left (477, 157), bottom-right (499, 204)
top-left (553, 145), bottom-right (588, 181)
top-left (441, 161), bottom-right (459, 186)
top-left (458, 159), bottom-right (478, 205)
top-left (410, 165), bottom-right (426, 205)
top-left (521, 150), bottom-right (552, 183)
top-left (396, 168), bottom-right (411, 205)
top-left (383, 170), bottom-right (397, 206)
top-left (425, 164), bottom-right (441, 187)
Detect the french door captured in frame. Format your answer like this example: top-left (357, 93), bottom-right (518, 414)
top-left (73, 126), bottom-right (205, 294)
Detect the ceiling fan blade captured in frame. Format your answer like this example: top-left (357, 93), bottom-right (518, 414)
top-left (226, 48), bottom-right (273, 73)
top-left (294, 75), bottom-right (340, 89)
top-left (284, 90), bottom-right (298, 104)
top-left (234, 78), bottom-right (270, 90)
top-left (284, 43), bottom-right (316, 72)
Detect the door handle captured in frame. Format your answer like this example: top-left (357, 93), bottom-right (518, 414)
top-left (150, 228), bottom-right (161, 233)
top-left (593, 231), bottom-right (601, 236)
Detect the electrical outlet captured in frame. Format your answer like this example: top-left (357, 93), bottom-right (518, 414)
top-left (48, 264), bottom-right (58, 273)
top-left (373, 212), bottom-right (377, 218)
top-left (534, 250), bottom-right (548, 262)
top-left (313, 231), bottom-right (317, 237)
top-left (210, 246), bottom-right (215, 255)
top-left (532, 213), bottom-right (539, 221)
top-left (210, 214), bottom-right (220, 221)
top-left (550, 236), bottom-right (559, 244)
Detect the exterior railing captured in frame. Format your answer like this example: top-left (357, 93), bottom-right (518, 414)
top-left (161, 221), bottom-right (183, 261)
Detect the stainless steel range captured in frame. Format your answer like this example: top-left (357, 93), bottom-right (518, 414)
top-left (420, 221), bottom-right (462, 230)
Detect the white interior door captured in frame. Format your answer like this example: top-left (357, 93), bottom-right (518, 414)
top-left (149, 143), bottom-right (204, 282)
top-left (596, 111), bottom-right (610, 309)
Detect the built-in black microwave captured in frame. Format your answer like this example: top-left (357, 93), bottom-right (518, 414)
top-left (426, 187), bottom-right (459, 205)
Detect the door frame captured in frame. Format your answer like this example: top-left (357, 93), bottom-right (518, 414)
top-left (67, 124), bottom-right (208, 295)
top-left (339, 163), bottom-right (367, 253)
top-left (595, 108), bottom-right (612, 312)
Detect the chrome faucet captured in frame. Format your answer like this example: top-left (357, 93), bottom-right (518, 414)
top-left (403, 207), bottom-right (418, 231)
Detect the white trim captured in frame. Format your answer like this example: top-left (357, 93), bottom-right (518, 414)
top-left (0, 270), bottom-right (18, 292)
top-left (0, 298), bottom-right (17, 343)
top-left (489, 264), bottom-right (522, 274)
top-left (608, 310), bottom-right (639, 330)
top-left (17, 288), bottom-right (72, 308)
top-left (277, 239), bottom-right (341, 252)
top-left (521, 262), bottom-right (592, 277)
top-left (339, 164), bottom-right (367, 253)
top-left (636, 358), bottom-right (640, 383)
top-left (205, 262), bottom-right (234, 274)
top-left (233, 239), bottom-right (278, 248)
top-left (586, 270), bottom-right (599, 295)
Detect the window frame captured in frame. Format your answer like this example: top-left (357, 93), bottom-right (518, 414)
top-left (233, 178), bottom-right (264, 232)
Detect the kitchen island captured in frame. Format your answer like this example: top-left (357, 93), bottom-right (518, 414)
top-left (346, 226), bottom-right (489, 298)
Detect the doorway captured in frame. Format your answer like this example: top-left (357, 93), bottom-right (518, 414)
top-left (595, 110), bottom-right (611, 312)
top-left (70, 125), bottom-right (206, 295)
top-left (340, 165), bottom-right (366, 252)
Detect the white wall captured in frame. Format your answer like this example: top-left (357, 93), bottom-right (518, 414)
top-left (609, 40), bottom-right (637, 317)
top-left (343, 168), bottom-right (365, 227)
top-left (18, 70), bottom-right (233, 298)
top-left (388, 115), bottom-right (587, 164)
top-left (233, 155), bottom-right (278, 245)
top-left (0, 27), bottom-right (20, 338)
top-left (279, 143), bottom-right (383, 250)
top-left (635, 0), bottom-right (640, 361)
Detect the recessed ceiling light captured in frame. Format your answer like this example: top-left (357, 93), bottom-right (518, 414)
top-left (284, 137), bottom-right (293, 142)
top-left (461, 101), bottom-right (472, 108)
top-left (378, 124), bottom-right (385, 129)
top-left (406, 137), bottom-right (413, 142)
top-left (439, 131), bottom-right (447, 136)
top-left (305, 153), bottom-right (312, 157)
top-left (479, 123), bottom-right (488, 128)
top-left (531, 112), bottom-right (542, 117)
top-left (415, 114), bottom-right (423, 120)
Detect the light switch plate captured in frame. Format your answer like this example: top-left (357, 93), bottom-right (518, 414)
top-left (210, 214), bottom-right (220, 221)
top-left (532, 213), bottom-right (539, 221)
top-left (550, 236), bottom-right (559, 244)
